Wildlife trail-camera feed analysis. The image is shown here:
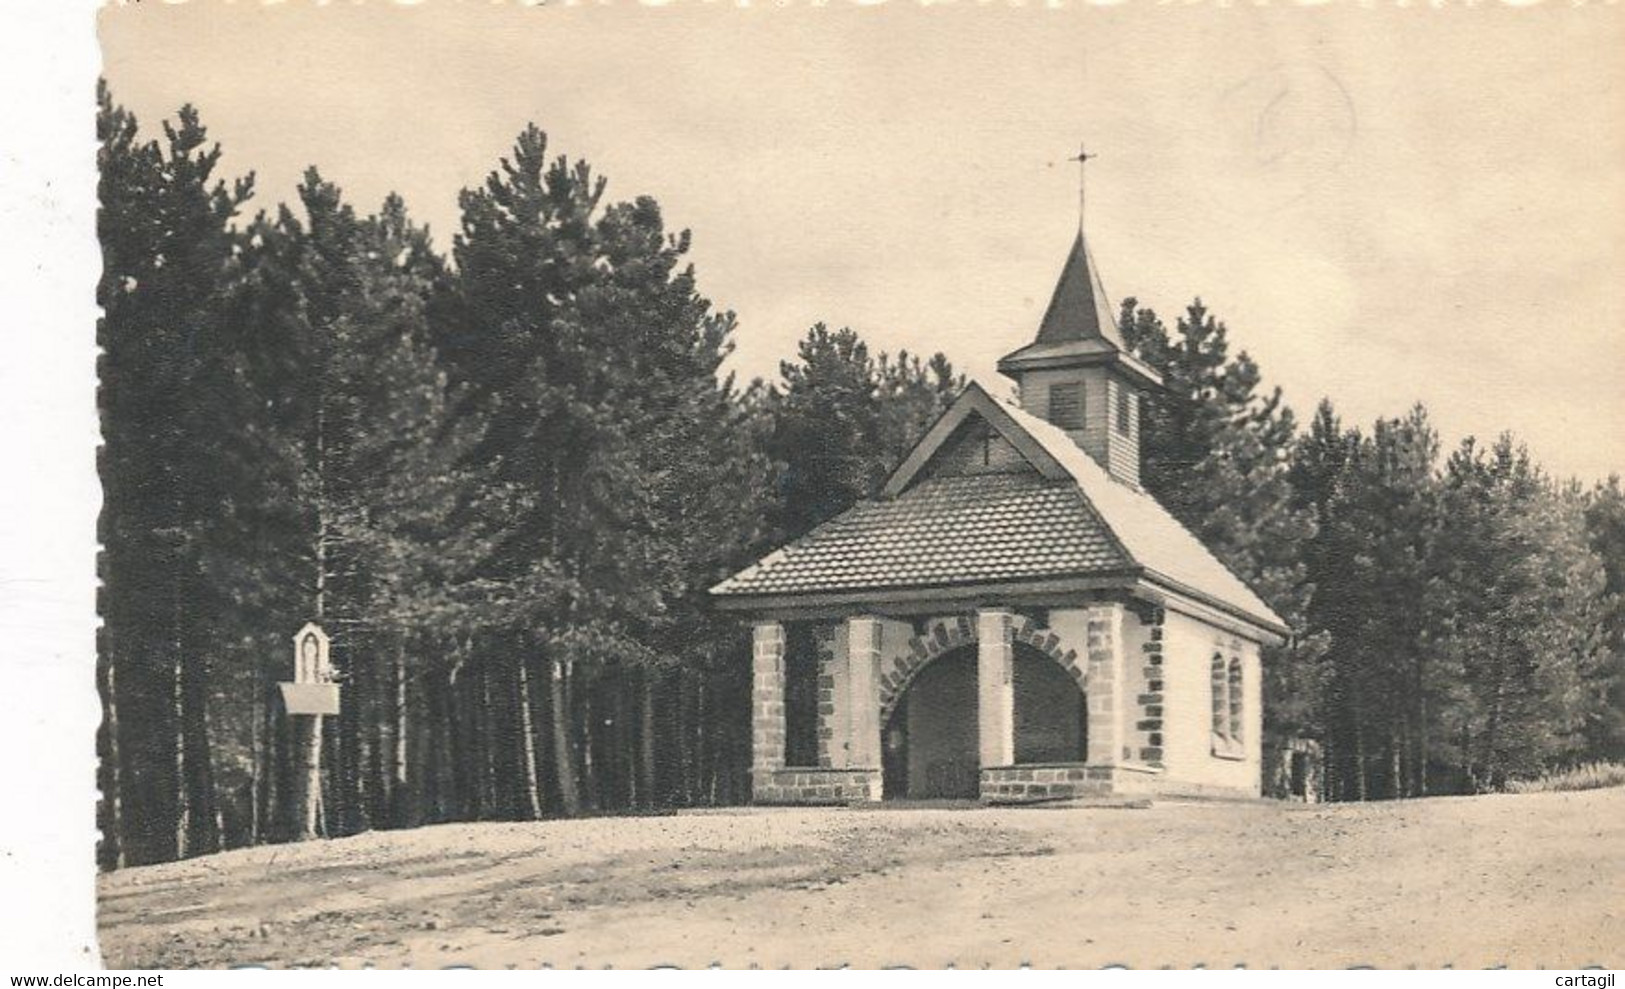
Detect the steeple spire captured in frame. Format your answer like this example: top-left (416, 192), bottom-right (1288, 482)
top-left (1033, 230), bottom-right (1127, 350)
top-left (1029, 144), bottom-right (1127, 350)
top-left (997, 148), bottom-right (1162, 486)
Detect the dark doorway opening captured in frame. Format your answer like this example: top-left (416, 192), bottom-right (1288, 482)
top-left (1013, 643), bottom-right (1087, 764)
top-left (882, 643), bottom-right (1089, 800)
top-left (884, 646), bottom-right (979, 799)
top-left (783, 622), bottom-right (820, 767)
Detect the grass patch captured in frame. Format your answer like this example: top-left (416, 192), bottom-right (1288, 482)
top-left (1506, 761), bottom-right (1625, 794)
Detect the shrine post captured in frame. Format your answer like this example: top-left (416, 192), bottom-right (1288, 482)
top-left (278, 622), bottom-right (340, 841)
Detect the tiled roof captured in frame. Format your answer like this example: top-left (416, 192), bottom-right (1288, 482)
top-left (711, 382), bottom-right (1289, 638)
top-left (994, 395), bottom-right (1286, 631)
top-left (711, 472), bottom-right (1131, 596)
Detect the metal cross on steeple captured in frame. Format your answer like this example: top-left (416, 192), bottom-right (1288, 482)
top-left (1068, 144), bottom-right (1097, 233)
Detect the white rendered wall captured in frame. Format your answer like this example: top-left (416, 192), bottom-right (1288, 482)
top-left (1160, 608), bottom-right (1262, 795)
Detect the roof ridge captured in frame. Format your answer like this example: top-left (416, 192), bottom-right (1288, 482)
top-left (1009, 397), bottom-right (1277, 614)
top-left (991, 394), bottom-right (1287, 632)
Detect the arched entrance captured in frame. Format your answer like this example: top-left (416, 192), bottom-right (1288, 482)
top-left (1013, 644), bottom-right (1088, 764)
top-left (883, 646), bottom-right (978, 799)
top-left (882, 642), bottom-right (1088, 800)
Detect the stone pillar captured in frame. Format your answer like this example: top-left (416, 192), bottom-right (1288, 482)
top-left (1085, 603), bottom-right (1125, 768)
top-left (751, 621), bottom-right (787, 791)
top-left (1135, 606), bottom-right (1166, 767)
top-left (816, 627), bottom-right (849, 769)
top-left (977, 608), bottom-right (1015, 768)
top-left (846, 616), bottom-right (883, 768)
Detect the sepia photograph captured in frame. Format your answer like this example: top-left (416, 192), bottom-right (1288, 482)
top-left (5, 0), bottom-right (1623, 974)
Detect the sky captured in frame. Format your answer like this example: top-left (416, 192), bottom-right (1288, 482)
top-left (99, 1), bottom-right (1624, 483)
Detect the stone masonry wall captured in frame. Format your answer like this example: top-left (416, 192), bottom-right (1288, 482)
top-left (814, 626), bottom-right (842, 768)
top-left (750, 622), bottom-right (786, 796)
top-left (1082, 603), bottom-right (1123, 767)
top-left (753, 767), bottom-right (882, 804)
top-left (980, 764), bottom-right (1113, 803)
top-left (878, 613), bottom-right (1086, 726)
top-left (1132, 605), bottom-right (1166, 767)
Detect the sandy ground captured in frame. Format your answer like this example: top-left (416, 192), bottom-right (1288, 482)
top-left (97, 788), bottom-right (1622, 969)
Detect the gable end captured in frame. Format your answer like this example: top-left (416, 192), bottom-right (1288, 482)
top-left (911, 416), bottom-right (1042, 487)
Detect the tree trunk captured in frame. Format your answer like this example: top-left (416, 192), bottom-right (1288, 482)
top-left (305, 387), bottom-right (331, 840)
top-left (393, 640), bottom-right (410, 828)
top-left (679, 670), bottom-right (697, 805)
top-left (363, 645), bottom-right (384, 830)
top-left (423, 667), bottom-right (442, 823)
top-left (1461, 725), bottom-right (1477, 794)
top-left (172, 647), bottom-right (190, 860)
top-left (320, 696), bottom-right (339, 838)
top-left (322, 680), bottom-right (345, 834)
top-left (183, 639), bottom-right (222, 854)
top-left (694, 676), bottom-right (708, 804)
top-left (456, 664), bottom-right (477, 818)
top-left (479, 658), bottom-right (498, 818)
top-left (621, 677), bottom-right (638, 809)
top-left (581, 676), bottom-right (600, 812)
top-left (260, 673), bottom-right (281, 844)
top-left (620, 674), bottom-right (637, 809)
top-left (97, 641), bottom-right (125, 870)
top-left (515, 653), bottom-right (543, 820)
top-left (1351, 683), bottom-right (1369, 802)
top-left (249, 665), bottom-right (263, 846)
top-left (610, 677), bottom-right (627, 811)
top-left (1391, 724), bottom-right (1404, 800)
top-left (272, 689), bottom-right (292, 842)
top-left (444, 665), bottom-right (468, 820)
top-left (292, 714), bottom-right (323, 841)
top-left (1483, 678), bottom-right (1506, 792)
top-left (348, 644), bottom-right (365, 832)
top-left (640, 669), bottom-right (657, 809)
top-left (550, 657), bottom-right (582, 816)
top-left (1415, 658), bottom-right (1430, 797)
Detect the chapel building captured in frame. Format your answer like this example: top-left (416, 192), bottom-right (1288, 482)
top-left (710, 222), bottom-right (1289, 803)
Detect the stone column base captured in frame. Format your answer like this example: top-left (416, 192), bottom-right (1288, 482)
top-left (979, 763), bottom-right (1166, 803)
top-left (753, 767), bottom-right (882, 804)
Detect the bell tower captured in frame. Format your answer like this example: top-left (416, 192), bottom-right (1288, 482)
top-left (997, 154), bottom-right (1161, 487)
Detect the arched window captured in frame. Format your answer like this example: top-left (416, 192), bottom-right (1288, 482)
top-left (1227, 656), bottom-right (1244, 743)
top-left (1210, 653), bottom-right (1226, 737)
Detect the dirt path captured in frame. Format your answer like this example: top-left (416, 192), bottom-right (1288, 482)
top-left (97, 788), bottom-right (1623, 969)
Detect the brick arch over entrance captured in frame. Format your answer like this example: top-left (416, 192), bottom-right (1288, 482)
top-left (877, 614), bottom-right (1087, 725)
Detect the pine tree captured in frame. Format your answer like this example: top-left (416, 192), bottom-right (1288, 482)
top-left (1436, 437), bottom-right (1608, 790)
top-left (1288, 400), bottom-right (1365, 797)
top-left (1580, 477), bottom-right (1625, 760)
top-left (576, 195), bottom-right (776, 806)
top-left (760, 326), bottom-right (963, 542)
top-left (448, 125), bottom-right (775, 814)
top-left (1326, 408), bottom-right (1444, 798)
top-left (760, 325), bottom-right (884, 540)
top-left (876, 351), bottom-right (964, 479)
top-left (228, 170), bottom-right (487, 836)
top-left (97, 83), bottom-right (254, 864)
